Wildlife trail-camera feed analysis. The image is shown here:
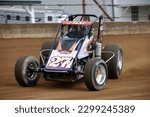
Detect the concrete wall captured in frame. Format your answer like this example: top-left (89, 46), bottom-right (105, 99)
top-left (0, 22), bottom-right (150, 39)
top-left (103, 22), bottom-right (150, 35)
top-left (0, 24), bottom-right (57, 39)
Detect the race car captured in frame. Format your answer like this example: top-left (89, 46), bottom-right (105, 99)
top-left (14, 14), bottom-right (123, 91)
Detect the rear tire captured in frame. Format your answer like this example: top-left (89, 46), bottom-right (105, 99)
top-left (14, 55), bottom-right (40, 87)
top-left (84, 58), bottom-right (108, 91)
top-left (102, 43), bottom-right (123, 79)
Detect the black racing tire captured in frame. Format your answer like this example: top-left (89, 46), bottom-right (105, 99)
top-left (14, 55), bottom-right (40, 87)
top-left (84, 58), bottom-right (108, 91)
top-left (102, 43), bottom-right (123, 79)
top-left (40, 41), bottom-right (58, 67)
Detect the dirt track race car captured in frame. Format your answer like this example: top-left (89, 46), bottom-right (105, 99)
top-left (14, 14), bottom-right (123, 91)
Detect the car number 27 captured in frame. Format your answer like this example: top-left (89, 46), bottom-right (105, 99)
top-left (47, 56), bottom-right (72, 68)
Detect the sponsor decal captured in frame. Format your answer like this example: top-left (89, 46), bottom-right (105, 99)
top-left (63, 21), bottom-right (91, 26)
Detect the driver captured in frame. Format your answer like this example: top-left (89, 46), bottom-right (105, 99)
top-left (67, 25), bottom-right (85, 38)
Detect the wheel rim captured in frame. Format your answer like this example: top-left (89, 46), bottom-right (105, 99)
top-left (26, 61), bottom-right (38, 80)
top-left (95, 64), bottom-right (106, 85)
top-left (117, 50), bottom-right (123, 73)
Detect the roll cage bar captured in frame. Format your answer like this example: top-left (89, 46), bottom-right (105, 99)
top-left (62, 14), bottom-right (103, 41)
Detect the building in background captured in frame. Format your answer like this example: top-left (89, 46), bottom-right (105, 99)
top-left (113, 0), bottom-right (150, 21)
top-left (0, 0), bottom-right (69, 23)
top-left (0, 0), bottom-right (150, 24)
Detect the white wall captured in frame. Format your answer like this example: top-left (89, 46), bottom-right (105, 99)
top-left (114, 7), bottom-right (131, 22)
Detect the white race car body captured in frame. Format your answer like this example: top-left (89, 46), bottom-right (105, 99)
top-left (45, 35), bottom-right (93, 72)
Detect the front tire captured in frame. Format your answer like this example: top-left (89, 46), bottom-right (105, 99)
top-left (84, 58), bottom-right (108, 91)
top-left (14, 55), bottom-right (40, 87)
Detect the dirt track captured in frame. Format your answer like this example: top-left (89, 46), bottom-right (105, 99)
top-left (0, 34), bottom-right (150, 100)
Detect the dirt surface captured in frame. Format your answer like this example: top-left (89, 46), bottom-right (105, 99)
top-left (0, 34), bottom-right (150, 100)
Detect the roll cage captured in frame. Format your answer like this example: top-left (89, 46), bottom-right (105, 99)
top-left (51, 14), bottom-right (103, 51)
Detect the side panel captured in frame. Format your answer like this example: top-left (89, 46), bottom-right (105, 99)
top-left (78, 36), bottom-right (93, 59)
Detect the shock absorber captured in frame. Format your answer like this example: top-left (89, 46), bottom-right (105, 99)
top-left (95, 42), bottom-right (102, 57)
